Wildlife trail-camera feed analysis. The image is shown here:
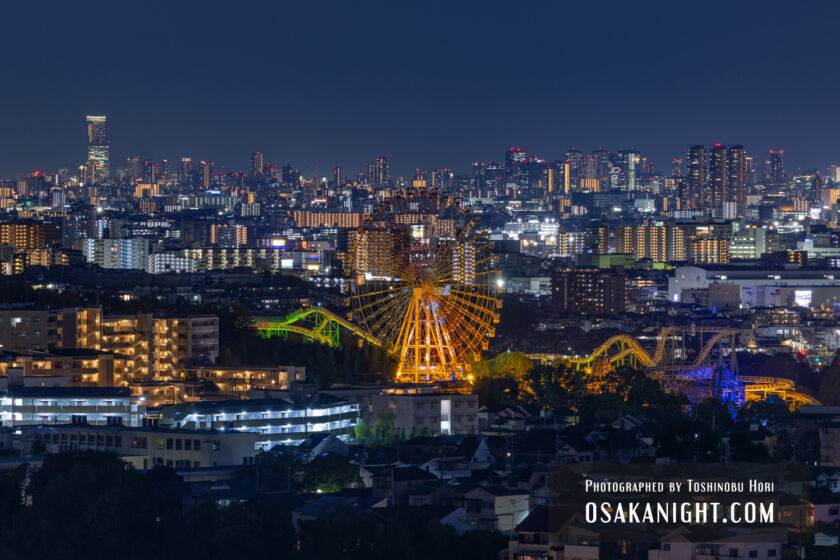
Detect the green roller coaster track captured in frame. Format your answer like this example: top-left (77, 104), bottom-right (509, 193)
top-left (251, 307), bottom-right (382, 349)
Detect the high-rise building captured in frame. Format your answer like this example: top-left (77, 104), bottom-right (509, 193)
top-left (250, 152), bottom-right (264, 177)
top-left (199, 161), bottom-right (213, 189)
top-left (592, 149), bottom-right (611, 181)
top-left (281, 164), bottom-right (298, 187)
top-left (565, 148), bottom-right (583, 182)
top-left (160, 159), bottom-right (171, 182)
top-left (126, 156), bottom-right (142, 183)
top-left (830, 165), bottom-right (840, 184)
top-left (86, 115), bottom-right (109, 183)
top-left (373, 155), bottom-right (389, 188)
top-left (671, 158), bottom-right (683, 179)
top-left (143, 160), bottom-right (158, 183)
top-left (615, 150), bottom-right (640, 191)
top-left (769, 149), bottom-right (784, 185)
top-left (179, 157), bottom-right (193, 185)
top-left (685, 145), bottom-right (706, 211)
top-left (551, 267), bottom-right (627, 314)
top-left (505, 147), bottom-right (526, 185)
top-left (708, 144), bottom-right (727, 209)
top-left (727, 145), bottom-right (747, 207)
top-left (333, 165), bottom-right (341, 187)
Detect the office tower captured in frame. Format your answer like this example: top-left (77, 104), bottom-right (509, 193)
top-left (333, 165), bottom-right (341, 187)
top-left (745, 155), bottom-right (755, 186)
top-left (591, 149), bottom-right (610, 179)
top-left (524, 157), bottom-right (547, 189)
top-left (160, 159), bottom-right (170, 182)
top-left (727, 145), bottom-right (747, 207)
top-left (143, 160), bottom-right (157, 183)
top-left (179, 157), bottom-right (193, 185)
top-left (281, 165), bottom-right (298, 187)
top-left (86, 115), bottom-right (110, 183)
top-left (250, 152), bottom-right (264, 177)
top-left (199, 161), bottom-right (213, 188)
top-left (769, 149), bottom-right (784, 185)
top-left (685, 145), bottom-right (706, 211)
top-left (565, 148), bottom-right (583, 181)
top-left (616, 150), bottom-right (640, 191)
top-left (671, 158), bottom-right (682, 179)
top-left (126, 156), bottom-right (142, 182)
top-left (505, 147), bottom-right (526, 174)
top-left (830, 165), bottom-right (840, 184)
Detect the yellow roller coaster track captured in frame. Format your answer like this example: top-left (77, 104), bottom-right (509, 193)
top-left (251, 307), bottom-right (382, 348)
top-left (527, 328), bottom-right (821, 406)
top-left (739, 376), bottom-right (821, 406)
top-left (532, 327), bottom-right (737, 369)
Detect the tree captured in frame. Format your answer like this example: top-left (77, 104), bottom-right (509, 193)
top-left (355, 411), bottom-right (402, 447)
top-left (818, 365), bottom-right (840, 405)
top-left (300, 454), bottom-right (359, 493)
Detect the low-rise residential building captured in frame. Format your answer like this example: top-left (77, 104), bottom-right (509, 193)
top-left (0, 386), bottom-right (135, 427)
top-left (463, 486), bottom-right (529, 533)
top-left (157, 393), bottom-right (360, 449)
top-left (368, 392), bottom-right (479, 436)
top-left (188, 364), bottom-right (305, 396)
top-left (18, 424), bottom-right (258, 469)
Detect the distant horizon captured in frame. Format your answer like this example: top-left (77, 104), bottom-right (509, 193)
top-left (4, 115), bottom-right (828, 181)
top-left (4, 0), bottom-right (840, 178)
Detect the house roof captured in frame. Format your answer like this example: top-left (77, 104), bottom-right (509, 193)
top-left (514, 505), bottom-right (578, 533)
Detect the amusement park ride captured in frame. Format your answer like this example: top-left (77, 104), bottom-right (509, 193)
top-left (255, 188), bottom-right (502, 383)
top-left (250, 188), bottom-right (819, 407)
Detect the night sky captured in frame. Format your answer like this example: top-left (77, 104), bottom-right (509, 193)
top-left (3, 0), bottom-right (839, 178)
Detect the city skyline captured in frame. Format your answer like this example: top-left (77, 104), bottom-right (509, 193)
top-left (6, 114), bottom-right (831, 184)
top-left (3, 0), bottom-right (840, 177)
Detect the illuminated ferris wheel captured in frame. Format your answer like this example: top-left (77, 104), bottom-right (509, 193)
top-left (348, 188), bottom-right (501, 383)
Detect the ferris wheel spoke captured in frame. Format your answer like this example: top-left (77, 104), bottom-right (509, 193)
top-left (349, 187), bottom-right (499, 382)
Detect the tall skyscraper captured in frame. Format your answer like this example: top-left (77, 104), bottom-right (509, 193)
top-left (505, 147), bottom-right (526, 184)
top-left (671, 158), bottom-right (682, 179)
top-left (250, 152), bottom-right (264, 177)
top-left (726, 145), bottom-right (747, 207)
top-left (708, 144), bottom-right (727, 208)
top-left (685, 145), bottom-right (706, 211)
top-left (616, 150), bottom-right (640, 191)
top-left (86, 115), bottom-right (109, 183)
top-left (769, 149), bottom-right (785, 185)
top-left (143, 160), bottom-right (157, 183)
top-left (281, 164), bottom-right (298, 187)
top-left (373, 155), bottom-right (389, 188)
top-left (333, 165), bottom-right (341, 187)
top-left (179, 157), bottom-right (193, 185)
top-left (565, 148), bottom-right (583, 181)
top-left (199, 161), bottom-right (213, 188)
top-left (126, 155), bottom-right (141, 182)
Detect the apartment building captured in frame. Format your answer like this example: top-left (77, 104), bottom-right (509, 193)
top-left (0, 386), bottom-right (134, 427)
top-left (158, 393), bottom-right (360, 449)
top-left (187, 364), bottom-right (306, 396)
top-left (18, 424), bottom-right (259, 469)
top-left (0, 307), bottom-right (218, 380)
top-left (0, 351), bottom-right (128, 386)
